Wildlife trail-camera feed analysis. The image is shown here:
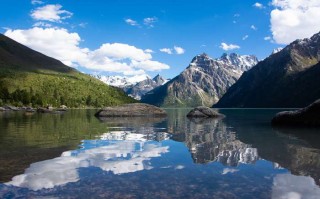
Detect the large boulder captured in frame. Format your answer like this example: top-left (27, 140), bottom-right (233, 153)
top-left (186, 106), bottom-right (224, 118)
top-left (95, 103), bottom-right (167, 117)
top-left (272, 99), bottom-right (320, 126)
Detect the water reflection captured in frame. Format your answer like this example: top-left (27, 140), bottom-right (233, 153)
top-left (7, 130), bottom-right (169, 191)
top-left (168, 115), bottom-right (259, 166)
top-left (272, 174), bottom-right (320, 199)
top-left (1, 109), bottom-right (320, 198)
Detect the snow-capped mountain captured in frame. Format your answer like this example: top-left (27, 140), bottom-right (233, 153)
top-left (124, 74), bottom-right (169, 100)
top-left (219, 53), bottom-right (258, 71)
top-left (272, 47), bottom-right (283, 55)
top-left (93, 75), bottom-right (142, 88)
top-left (92, 74), bottom-right (168, 100)
top-left (141, 53), bottom-right (258, 107)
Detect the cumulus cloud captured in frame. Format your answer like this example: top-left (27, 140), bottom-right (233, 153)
top-left (270, 0), bottom-right (320, 44)
top-left (220, 42), bottom-right (240, 51)
top-left (4, 27), bottom-right (170, 75)
top-left (242, 35), bottom-right (249, 40)
top-left (125, 18), bottom-right (139, 26)
top-left (253, 2), bottom-right (265, 9)
top-left (31, 4), bottom-right (73, 22)
top-left (31, 0), bottom-right (43, 5)
top-left (160, 48), bottom-right (173, 54)
top-left (143, 17), bottom-right (158, 28)
top-left (174, 46), bottom-right (185, 54)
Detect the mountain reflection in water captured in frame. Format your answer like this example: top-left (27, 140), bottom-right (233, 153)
top-left (1, 109), bottom-right (320, 198)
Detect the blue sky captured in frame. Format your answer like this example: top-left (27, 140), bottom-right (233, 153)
top-left (1, 0), bottom-right (320, 80)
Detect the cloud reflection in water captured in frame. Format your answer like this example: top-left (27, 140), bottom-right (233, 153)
top-left (6, 131), bottom-right (170, 191)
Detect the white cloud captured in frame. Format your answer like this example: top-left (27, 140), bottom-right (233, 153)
top-left (31, 0), bottom-right (43, 5)
top-left (160, 48), bottom-right (173, 54)
top-left (174, 46), bottom-right (185, 54)
top-left (4, 27), bottom-right (170, 75)
top-left (251, 25), bottom-right (257, 30)
top-left (253, 2), bottom-right (265, 9)
top-left (31, 4), bottom-right (73, 22)
top-left (242, 35), bottom-right (249, 40)
top-left (92, 43), bottom-right (152, 61)
top-left (32, 21), bottom-right (52, 28)
top-left (125, 18), bottom-right (139, 26)
top-left (144, 49), bottom-right (154, 53)
top-left (270, 0), bottom-right (320, 44)
top-left (264, 36), bottom-right (271, 40)
top-left (143, 17), bottom-right (158, 28)
top-left (131, 60), bottom-right (170, 71)
top-left (234, 13), bottom-right (240, 17)
top-left (160, 46), bottom-right (185, 55)
top-left (220, 42), bottom-right (240, 51)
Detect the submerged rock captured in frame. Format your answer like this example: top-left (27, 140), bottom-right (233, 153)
top-left (95, 103), bottom-right (167, 117)
top-left (272, 99), bottom-right (320, 126)
top-left (186, 106), bottom-right (224, 118)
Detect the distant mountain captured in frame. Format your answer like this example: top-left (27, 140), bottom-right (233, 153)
top-left (0, 34), bottom-right (135, 107)
top-left (93, 75), bottom-right (148, 88)
top-left (214, 31), bottom-right (320, 108)
top-left (141, 53), bottom-right (258, 107)
top-left (94, 75), bottom-right (133, 88)
top-left (124, 74), bottom-right (169, 100)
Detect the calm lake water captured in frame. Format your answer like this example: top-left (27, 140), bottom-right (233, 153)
top-left (1, 109), bottom-right (320, 198)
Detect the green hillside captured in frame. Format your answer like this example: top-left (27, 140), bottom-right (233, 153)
top-left (0, 34), bottom-right (136, 107)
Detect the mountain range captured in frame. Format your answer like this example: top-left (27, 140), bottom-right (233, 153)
top-left (95, 74), bottom-right (169, 100)
top-left (0, 34), bottom-right (135, 107)
top-left (141, 53), bottom-right (258, 107)
top-left (214, 31), bottom-right (320, 108)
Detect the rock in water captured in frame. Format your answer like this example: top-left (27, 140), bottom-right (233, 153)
top-left (95, 103), bottom-right (167, 117)
top-left (272, 99), bottom-right (320, 126)
top-left (187, 106), bottom-right (224, 118)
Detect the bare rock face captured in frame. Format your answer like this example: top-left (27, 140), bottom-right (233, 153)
top-left (272, 99), bottom-right (320, 126)
top-left (187, 106), bottom-right (224, 118)
top-left (95, 103), bottom-right (167, 117)
top-left (141, 53), bottom-right (258, 107)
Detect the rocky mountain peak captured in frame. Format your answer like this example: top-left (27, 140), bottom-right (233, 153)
top-left (152, 74), bottom-right (165, 84)
top-left (190, 53), bottom-right (212, 65)
top-left (219, 53), bottom-right (258, 71)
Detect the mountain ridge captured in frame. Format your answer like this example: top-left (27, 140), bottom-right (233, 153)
top-left (214, 31), bottom-right (320, 108)
top-left (141, 53), bottom-right (258, 107)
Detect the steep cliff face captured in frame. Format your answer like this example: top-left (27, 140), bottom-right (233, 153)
top-left (214, 31), bottom-right (320, 108)
top-left (141, 53), bottom-right (258, 107)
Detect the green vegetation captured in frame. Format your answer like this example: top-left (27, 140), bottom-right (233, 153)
top-left (0, 69), bottom-right (136, 108)
top-left (0, 34), bottom-right (136, 107)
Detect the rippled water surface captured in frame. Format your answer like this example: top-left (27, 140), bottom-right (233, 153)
top-left (1, 109), bottom-right (320, 198)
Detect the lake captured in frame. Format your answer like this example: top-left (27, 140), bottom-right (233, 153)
top-left (0, 109), bottom-right (320, 198)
